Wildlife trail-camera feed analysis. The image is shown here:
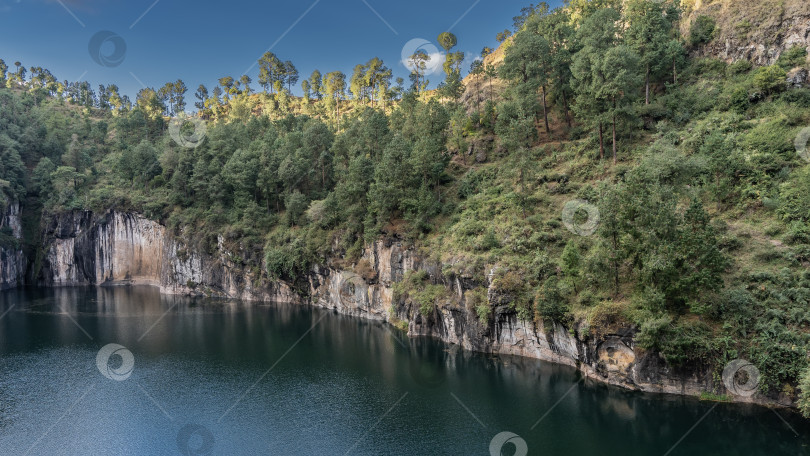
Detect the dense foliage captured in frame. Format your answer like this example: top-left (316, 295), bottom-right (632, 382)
top-left (2, 0), bottom-right (810, 410)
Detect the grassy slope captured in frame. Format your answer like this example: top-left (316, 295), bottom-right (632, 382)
top-left (411, 46), bottom-right (810, 400)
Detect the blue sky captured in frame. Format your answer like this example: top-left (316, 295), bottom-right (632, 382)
top-left (0, 0), bottom-right (561, 101)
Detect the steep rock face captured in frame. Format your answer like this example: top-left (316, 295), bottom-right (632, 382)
top-left (41, 211), bottom-right (163, 286)
top-left (309, 239), bottom-right (418, 321)
top-left (36, 211), bottom-right (786, 407)
top-left (39, 211), bottom-right (296, 302)
top-left (309, 239), bottom-right (785, 406)
top-left (0, 203), bottom-right (26, 290)
top-left (687, 0), bottom-right (810, 65)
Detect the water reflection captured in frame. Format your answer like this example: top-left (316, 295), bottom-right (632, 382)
top-left (0, 286), bottom-right (808, 455)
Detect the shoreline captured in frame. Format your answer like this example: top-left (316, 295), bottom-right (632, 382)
top-left (16, 279), bottom-right (798, 413)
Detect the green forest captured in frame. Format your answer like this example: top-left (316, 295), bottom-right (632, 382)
top-left (2, 0), bottom-right (810, 413)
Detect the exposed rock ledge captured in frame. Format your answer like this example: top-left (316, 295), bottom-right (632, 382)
top-left (686, 0), bottom-right (810, 66)
top-left (39, 210), bottom-right (296, 302)
top-left (36, 210), bottom-right (793, 409)
top-left (0, 202), bottom-right (26, 290)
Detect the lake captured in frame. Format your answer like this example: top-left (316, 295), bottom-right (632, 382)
top-left (0, 286), bottom-right (807, 455)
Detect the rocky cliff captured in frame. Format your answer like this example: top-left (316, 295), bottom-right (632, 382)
top-left (33, 210), bottom-right (789, 408)
top-left (38, 210), bottom-right (296, 302)
top-left (686, 0), bottom-right (810, 65)
top-left (308, 239), bottom-right (766, 403)
top-left (0, 203), bottom-right (26, 290)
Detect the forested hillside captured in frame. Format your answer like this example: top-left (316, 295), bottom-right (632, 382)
top-left (2, 0), bottom-right (810, 413)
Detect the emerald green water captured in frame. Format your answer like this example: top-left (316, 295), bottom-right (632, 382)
top-left (0, 286), bottom-right (807, 455)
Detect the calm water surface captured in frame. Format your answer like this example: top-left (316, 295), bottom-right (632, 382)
top-left (0, 286), bottom-right (807, 455)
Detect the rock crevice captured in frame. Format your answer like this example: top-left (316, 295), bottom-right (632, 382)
top-left (0, 202), bottom-right (26, 290)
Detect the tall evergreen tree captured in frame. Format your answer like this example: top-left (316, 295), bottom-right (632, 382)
top-left (283, 61), bottom-right (298, 93)
top-left (309, 70), bottom-right (322, 100)
top-left (258, 52), bottom-right (282, 94)
top-left (194, 84), bottom-right (209, 111)
top-left (501, 27), bottom-right (552, 132)
top-left (174, 79), bottom-right (188, 113)
top-left (571, 7), bottom-right (621, 160)
top-left (408, 50), bottom-right (430, 94)
top-left (323, 71), bottom-right (346, 130)
top-left (625, 0), bottom-right (681, 104)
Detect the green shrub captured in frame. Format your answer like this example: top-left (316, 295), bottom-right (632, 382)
top-left (264, 233), bottom-right (311, 280)
top-left (457, 168), bottom-right (496, 199)
top-left (491, 269), bottom-right (534, 320)
top-left (779, 88), bottom-right (810, 108)
top-left (535, 275), bottom-right (568, 323)
top-left (466, 287), bottom-right (491, 325)
top-left (395, 270), bottom-right (446, 317)
top-left (715, 287), bottom-right (756, 324)
top-left (785, 222), bottom-right (810, 244)
top-left (284, 190), bottom-right (309, 226)
top-left (777, 45), bottom-right (808, 69)
top-left (799, 367), bottom-right (810, 417)
top-left (691, 58), bottom-right (727, 78)
top-left (658, 319), bottom-right (715, 367)
top-left (741, 118), bottom-right (794, 174)
top-left (728, 86), bottom-right (750, 112)
top-left (494, 101), bottom-right (537, 152)
top-left (479, 228), bottom-right (501, 251)
top-left (560, 240), bottom-right (582, 291)
top-left (690, 16), bottom-right (716, 46)
top-left (637, 102), bottom-right (670, 122)
top-left (0, 226), bottom-right (19, 249)
top-left (778, 168), bottom-right (810, 223)
top-left (751, 325), bottom-right (808, 394)
top-left (415, 284), bottom-right (444, 316)
top-left (753, 65), bottom-right (788, 96)
top-left (727, 60), bottom-right (752, 76)
top-left (636, 314), bottom-right (673, 351)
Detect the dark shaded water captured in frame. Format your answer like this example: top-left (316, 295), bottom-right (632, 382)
top-left (0, 286), bottom-right (807, 455)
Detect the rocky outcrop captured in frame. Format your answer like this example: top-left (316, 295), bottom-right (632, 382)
top-left (307, 239), bottom-right (765, 403)
top-left (34, 210), bottom-right (787, 408)
top-left (787, 67), bottom-right (809, 87)
top-left (0, 202), bottom-right (26, 290)
top-left (38, 211), bottom-right (296, 302)
top-left (686, 0), bottom-right (810, 65)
